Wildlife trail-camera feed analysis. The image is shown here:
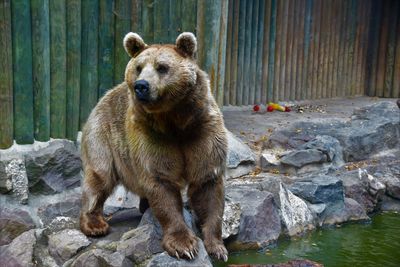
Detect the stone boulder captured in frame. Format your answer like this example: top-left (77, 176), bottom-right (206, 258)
top-left (0, 229), bottom-right (38, 267)
top-left (25, 140), bottom-right (82, 194)
top-left (226, 131), bottom-right (256, 179)
top-left (289, 175), bottom-right (344, 205)
top-left (71, 249), bottom-right (133, 267)
top-left (225, 185), bottom-right (281, 248)
top-left (3, 159), bottom-right (29, 204)
top-left (147, 239), bottom-right (212, 267)
top-left (267, 102), bottom-right (400, 162)
top-left (48, 229), bottom-right (91, 265)
top-left (37, 193), bottom-right (81, 225)
top-left (116, 224), bottom-right (163, 263)
top-left (322, 198), bottom-right (369, 225)
top-left (0, 207), bottom-right (35, 246)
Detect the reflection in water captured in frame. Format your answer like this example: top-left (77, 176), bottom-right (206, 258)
top-left (215, 212), bottom-right (400, 267)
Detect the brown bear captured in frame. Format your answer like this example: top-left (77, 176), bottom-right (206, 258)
top-left (79, 32), bottom-right (228, 261)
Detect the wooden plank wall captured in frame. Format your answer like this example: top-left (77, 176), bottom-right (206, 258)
top-left (223, 0), bottom-right (400, 106)
top-left (1, 0), bottom-right (399, 148)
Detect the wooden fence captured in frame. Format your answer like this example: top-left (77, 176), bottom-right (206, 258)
top-left (0, 0), bottom-right (399, 148)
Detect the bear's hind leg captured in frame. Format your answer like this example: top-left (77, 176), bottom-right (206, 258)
top-left (188, 176), bottom-right (228, 262)
top-left (146, 178), bottom-right (199, 260)
top-left (80, 169), bottom-right (115, 237)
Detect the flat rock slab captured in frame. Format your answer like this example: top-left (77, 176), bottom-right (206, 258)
top-left (0, 229), bottom-right (38, 267)
top-left (48, 229), bottom-right (91, 265)
top-left (71, 249), bottom-right (133, 267)
top-left (0, 207), bottom-right (35, 246)
top-left (147, 239), bottom-right (212, 267)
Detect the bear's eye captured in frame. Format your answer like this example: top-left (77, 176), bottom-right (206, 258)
top-left (136, 66), bottom-right (142, 74)
top-left (156, 64), bottom-right (169, 74)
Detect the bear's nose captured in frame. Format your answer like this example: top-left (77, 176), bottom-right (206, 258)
top-left (133, 80), bottom-right (150, 102)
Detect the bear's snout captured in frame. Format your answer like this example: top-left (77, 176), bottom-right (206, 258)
top-left (134, 79), bottom-right (150, 102)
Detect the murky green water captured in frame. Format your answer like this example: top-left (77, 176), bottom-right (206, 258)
top-left (215, 212), bottom-right (400, 267)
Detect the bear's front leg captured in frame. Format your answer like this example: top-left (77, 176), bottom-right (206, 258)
top-left (146, 178), bottom-right (199, 260)
top-left (188, 175), bottom-right (228, 262)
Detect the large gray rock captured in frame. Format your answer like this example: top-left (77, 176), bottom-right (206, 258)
top-left (48, 229), bottom-right (91, 265)
top-left (5, 159), bottom-right (29, 204)
top-left (117, 224), bottom-right (163, 263)
top-left (25, 140), bottom-right (82, 194)
top-left (289, 175), bottom-right (344, 205)
top-left (222, 201), bottom-right (241, 239)
top-left (322, 198), bottom-right (369, 225)
top-left (268, 102), bottom-right (400, 162)
top-left (0, 207), bottom-right (35, 246)
top-left (226, 131), bottom-right (256, 179)
top-left (278, 183), bottom-right (314, 235)
top-left (147, 239), bottom-right (212, 267)
top-left (0, 160), bottom-right (12, 193)
top-left (226, 185), bottom-right (281, 248)
top-left (280, 149), bottom-right (327, 168)
top-left (71, 249), bottom-right (133, 267)
top-left (37, 193), bottom-right (81, 225)
top-left (341, 169), bottom-right (385, 213)
top-left (0, 229), bottom-right (38, 267)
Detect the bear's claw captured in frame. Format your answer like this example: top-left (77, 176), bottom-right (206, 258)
top-left (163, 230), bottom-right (198, 260)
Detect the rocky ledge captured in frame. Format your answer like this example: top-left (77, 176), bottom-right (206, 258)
top-left (0, 101), bottom-right (399, 266)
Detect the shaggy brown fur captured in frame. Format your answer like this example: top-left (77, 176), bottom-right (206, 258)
top-left (79, 32), bottom-right (228, 261)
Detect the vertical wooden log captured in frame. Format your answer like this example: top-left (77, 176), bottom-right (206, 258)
top-left (216, 0), bottom-right (229, 106)
top-left (393, 1), bottom-right (400, 98)
top-left (313, 0), bottom-right (327, 99)
top-left (12, 0), bottom-right (34, 144)
top-left (114, 0), bottom-right (131, 84)
top-left (242, 0), bottom-right (253, 105)
top-left (66, 0), bottom-right (81, 139)
top-left (99, 0), bottom-right (115, 97)
top-left (31, 0), bottom-right (50, 141)
top-left (321, 0), bottom-right (332, 98)
top-left (303, 0), bottom-right (312, 100)
top-left (325, 0), bottom-right (335, 98)
top-left (365, 0), bottom-right (382, 96)
top-left (279, 0), bottom-right (289, 100)
top-left (153, 0), bottom-right (169, 43)
top-left (131, 0), bottom-right (142, 33)
top-left (235, 0), bottom-right (246, 105)
top-left (197, 0), bottom-right (225, 102)
top-left (358, 0), bottom-right (371, 96)
top-left (295, 0), bottom-right (306, 100)
top-left (224, 0), bottom-right (234, 105)
top-left (352, 0), bottom-right (362, 96)
top-left (230, 0), bottom-right (240, 105)
top-left (311, 0), bottom-right (322, 99)
top-left (181, 0), bottom-right (197, 33)
top-left (249, 0), bottom-right (259, 104)
top-left (337, 0), bottom-right (348, 97)
top-left (49, 0), bottom-right (66, 138)
top-left (332, 0), bottom-right (342, 98)
top-left (142, 0), bottom-right (154, 43)
top-left (80, 1), bottom-right (99, 128)
top-left (291, 0), bottom-right (300, 100)
top-left (169, 0), bottom-right (182, 40)
top-left (383, 0), bottom-right (399, 98)
top-left (0, 0), bottom-right (13, 148)
top-left (346, 0), bottom-right (357, 96)
top-left (273, 0), bottom-right (283, 101)
top-left (261, 0), bottom-right (271, 103)
top-left (255, 0), bottom-right (266, 104)
top-left (284, 0), bottom-right (294, 100)
top-left (376, 0), bottom-right (390, 97)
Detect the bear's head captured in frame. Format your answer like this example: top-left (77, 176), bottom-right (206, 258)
top-left (123, 32), bottom-right (198, 113)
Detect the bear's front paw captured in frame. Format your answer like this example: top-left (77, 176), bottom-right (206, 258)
top-left (80, 212), bottom-right (110, 237)
top-left (204, 239), bottom-right (228, 262)
top-left (162, 229), bottom-right (199, 260)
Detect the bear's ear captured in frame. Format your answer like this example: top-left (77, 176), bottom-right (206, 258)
top-left (176, 32), bottom-right (197, 58)
top-left (123, 32), bottom-right (147, 58)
